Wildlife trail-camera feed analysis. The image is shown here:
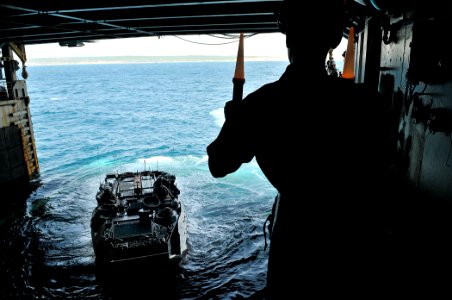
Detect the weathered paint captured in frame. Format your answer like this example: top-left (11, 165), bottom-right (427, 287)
top-left (0, 44), bottom-right (39, 187)
top-left (357, 10), bottom-right (452, 201)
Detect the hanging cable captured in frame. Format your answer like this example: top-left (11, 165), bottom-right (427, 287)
top-left (171, 33), bottom-right (258, 46)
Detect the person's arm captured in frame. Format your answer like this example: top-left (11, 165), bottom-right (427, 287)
top-left (207, 100), bottom-right (254, 178)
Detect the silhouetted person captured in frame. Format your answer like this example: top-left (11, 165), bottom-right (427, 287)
top-left (207, 0), bottom-right (391, 298)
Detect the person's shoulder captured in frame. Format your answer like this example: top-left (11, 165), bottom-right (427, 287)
top-left (243, 64), bottom-right (294, 102)
top-left (242, 80), bottom-right (281, 107)
top-left (252, 80), bottom-right (281, 97)
top-left (327, 77), bottom-right (380, 98)
top-left (326, 76), bottom-right (358, 89)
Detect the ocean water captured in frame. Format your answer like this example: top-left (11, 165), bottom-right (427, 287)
top-left (1, 61), bottom-right (288, 299)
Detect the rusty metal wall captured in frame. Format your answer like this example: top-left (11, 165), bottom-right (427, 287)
top-left (1, 44), bottom-right (39, 187)
top-left (367, 11), bottom-right (452, 201)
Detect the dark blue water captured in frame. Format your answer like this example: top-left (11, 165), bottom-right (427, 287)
top-left (1, 61), bottom-right (287, 299)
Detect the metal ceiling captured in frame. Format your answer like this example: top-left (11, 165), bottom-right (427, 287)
top-left (0, 0), bottom-right (377, 46)
top-left (0, 0), bottom-right (285, 46)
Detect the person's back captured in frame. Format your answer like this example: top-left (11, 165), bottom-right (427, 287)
top-left (207, 0), bottom-right (391, 297)
top-left (252, 66), bottom-right (390, 293)
top-left (240, 63), bottom-right (388, 192)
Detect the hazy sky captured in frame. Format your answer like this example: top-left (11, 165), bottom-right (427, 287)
top-left (25, 32), bottom-right (348, 61)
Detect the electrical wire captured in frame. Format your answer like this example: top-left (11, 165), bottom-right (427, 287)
top-left (171, 33), bottom-right (258, 46)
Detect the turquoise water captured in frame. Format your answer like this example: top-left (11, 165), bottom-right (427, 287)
top-left (1, 61), bottom-right (287, 299)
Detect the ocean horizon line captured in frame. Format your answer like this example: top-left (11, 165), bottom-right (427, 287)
top-left (27, 55), bottom-right (286, 66)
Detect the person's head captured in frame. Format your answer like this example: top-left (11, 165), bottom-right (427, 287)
top-left (278, 0), bottom-right (347, 63)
